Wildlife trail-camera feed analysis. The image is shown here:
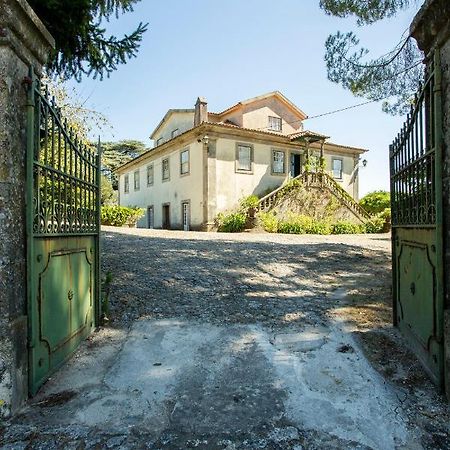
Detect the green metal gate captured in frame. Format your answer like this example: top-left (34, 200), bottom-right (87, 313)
top-left (26, 71), bottom-right (101, 395)
top-left (390, 51), bottom-right (444, 387)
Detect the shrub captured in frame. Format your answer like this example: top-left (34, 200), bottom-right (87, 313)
top-left (359, 191), bottom-right (391, 215)
top-left (239, 195), bottom-right (259, 211)
top-left (363, 216), bottom-right (385, 233)
top-left (331, 220), bottom-right (363, 234)
top-left (217, 212), bottom-right (247, 232)
top-left (258, 211), bottom-right (278, 233)
top-left (101, 205), bottom-right (145, 227)
top-left (378, 207), bottom-right (391, 232)
top-left (309, 220), bottom-right (332, 235)
top-left (278, 214), bottom-right (313, 234)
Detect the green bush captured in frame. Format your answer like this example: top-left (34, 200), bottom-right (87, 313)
top-left (363, 216), bottom-right (385, 233)
top-left (331, 220), bottom-right (363, 234)
top-left (217, 212), bottom-right (247, 232)
top-left (359, 191), bottom-right (391, 215)
top-left (239, 195), bottom-right (259, 211)
top-left (258, 211), bottom-right (278, 233)
top-left (278, 214), bottom-right (313, 234)
top-left (101, 205), bottom-right (145, 227)
top-left (378, 207), bottom-right (391, 232)
top-left (308, 220), bottom-right (332, 235)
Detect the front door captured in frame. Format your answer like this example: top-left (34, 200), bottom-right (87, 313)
top-left (147, 206), bottom-right (154, 229)
top-left (290, 153), bottom-right (302, 177)
top-left (162, 204), bottom-right (170, 230)
top-left (182, 202), bottom-right (190, 231)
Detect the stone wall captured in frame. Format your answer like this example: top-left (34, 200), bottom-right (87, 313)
top-left (411, 0), bottom-right (450, 400)
top-left (0, 0), bottom-right (53, 417)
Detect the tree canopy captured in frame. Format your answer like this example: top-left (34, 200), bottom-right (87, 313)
top-left (29, 0), bottom-right (148, 81)
top-left (101, 140), bottom-right (148, 189)
top-left (319, 0), bottom-right (423, 115)
top-left (359, 190), bottom-right (391, 215)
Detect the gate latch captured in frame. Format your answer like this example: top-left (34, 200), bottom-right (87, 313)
top-left (410, 282), bottom-right (416, 295)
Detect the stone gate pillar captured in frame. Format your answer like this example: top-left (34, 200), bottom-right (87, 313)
top-left (411, 0), bottom-right (450, 399)
top-left (0, 0), bottom-right (54, 417)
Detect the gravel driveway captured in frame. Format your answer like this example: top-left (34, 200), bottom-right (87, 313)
top-left (1, 227), bottom-right (449, 450)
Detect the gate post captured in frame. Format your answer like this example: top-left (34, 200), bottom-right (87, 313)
top-left (411, 0), bottom-right (450, 400)
top-left (0, 0), bottom-right (54, 417)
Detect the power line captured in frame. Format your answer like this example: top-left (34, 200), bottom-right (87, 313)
top-left (306, 98), bottom-right (385, 120)
top-left (254, 60), bottom-right (423, 131)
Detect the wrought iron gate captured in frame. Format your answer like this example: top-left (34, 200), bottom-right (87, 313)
top-left (390, 51), bottom-right (444, 387)
top-left (26, 71), bottom-right (101, 395)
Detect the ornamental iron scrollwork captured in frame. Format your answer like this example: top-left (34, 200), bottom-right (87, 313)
top-left (390, 61), bottom-right (437, 228)
top-left (31, 83), bottom-right (100, 236)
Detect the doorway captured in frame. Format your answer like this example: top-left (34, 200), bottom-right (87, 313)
top-left (147, 206), bottom-right (154, 229)
top-left (162, 204), bottom-right (170, 229)
top-left (290, 153), bottom-right (302, 177)
top-left (182, 201), bottom-right (190, 231)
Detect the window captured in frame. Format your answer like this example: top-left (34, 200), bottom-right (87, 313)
top-left (147, 206), bottom-right (154, 229)
top-left (332, 158), bottom-right (343, 179)
top-left (162, 158), bottom-right (170, 181)
top-left (272, 150), bottom-right (285, 174)
top-left (134, 170), bottom-right (140, 191)
top-left (180, 149), bottom-right (190, 175)
top-left (268, 116), bottom-right (282, 132)
top-left (124, 174), bottom-right (129, 193)
top-left (236, 144), bottom-right (253, 172)
top-left (147, 164), bottom-right (154, 186)
top-left (156, 137), bottom-right (163, 146)
top-left (172, 129), bottom-right (180, 139)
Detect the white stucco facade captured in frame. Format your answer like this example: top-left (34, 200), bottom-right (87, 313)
top-left (119, 140), bottom-right (205, 230)
top-left (117, 92), bottom-right (367, 230)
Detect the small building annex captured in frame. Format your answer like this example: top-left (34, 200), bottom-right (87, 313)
top-left (117, 91), bottom-right (367, 230)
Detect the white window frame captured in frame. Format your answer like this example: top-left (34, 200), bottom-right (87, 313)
top-left (235, 143), bottom-right (253, 173)
top-left (162, 157), bottom-right (170, 181)
top-left (147, 164), bottom-right (154, 186)
top-left (332, 157), bottom-right (343, 179)
top-left (271, 149), bottom-right (286, 175)
top-left (181, 200), bottom-right (190, 231)
top-left (147, 205), bottom-right (154, 229)
top-left (156, 137), bottom-right (163, 146)
top-left (124, 174), bottom-right (129, 193)
top-left (172, 129), bottom-right (180, 139)
top-left (134, 170), bottom-right (140, 191)
top-left (180, 148), bottom-right (190, 176)
top-left (268, 116), bottom-right (282, 132)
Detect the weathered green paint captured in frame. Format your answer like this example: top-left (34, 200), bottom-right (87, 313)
top-left (26, 70), bottom-right (101, 395)
top-left (394, 229), bottom-right (443, 385)
top-left (28, 237), bottom-right (96, 394)
top-left (390, 51), bottom-right (445, 387)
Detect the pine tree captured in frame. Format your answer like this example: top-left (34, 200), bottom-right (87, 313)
top-left (101, 140), bottom-right (147, 189)
top-left (28, 0), bottom-right (148, 81)
top-left (320, 0), bottom-right (424, 115)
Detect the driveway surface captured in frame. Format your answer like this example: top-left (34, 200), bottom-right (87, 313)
top-left (1, 228), bottom-right (449, 449)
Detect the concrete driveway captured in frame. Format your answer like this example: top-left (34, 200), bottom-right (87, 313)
top-left (1, 228), bottom-right (449, 449)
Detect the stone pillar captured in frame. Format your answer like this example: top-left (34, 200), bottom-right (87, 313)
top-left (411, 0), bottom-right (450, 400)
top-left (206, 139), bottom-right (217, 227)
top-left (0, 0), bottom-right (54, 417)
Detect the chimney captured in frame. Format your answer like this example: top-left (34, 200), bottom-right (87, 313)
top-left (194, 97), bottom-right (208, 126)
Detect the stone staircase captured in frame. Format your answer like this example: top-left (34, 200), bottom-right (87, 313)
top-left (256, 171), bottom-right (370, 222)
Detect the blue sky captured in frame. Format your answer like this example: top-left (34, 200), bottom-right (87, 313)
top-left (68, 0), bottom-right (421, 196)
